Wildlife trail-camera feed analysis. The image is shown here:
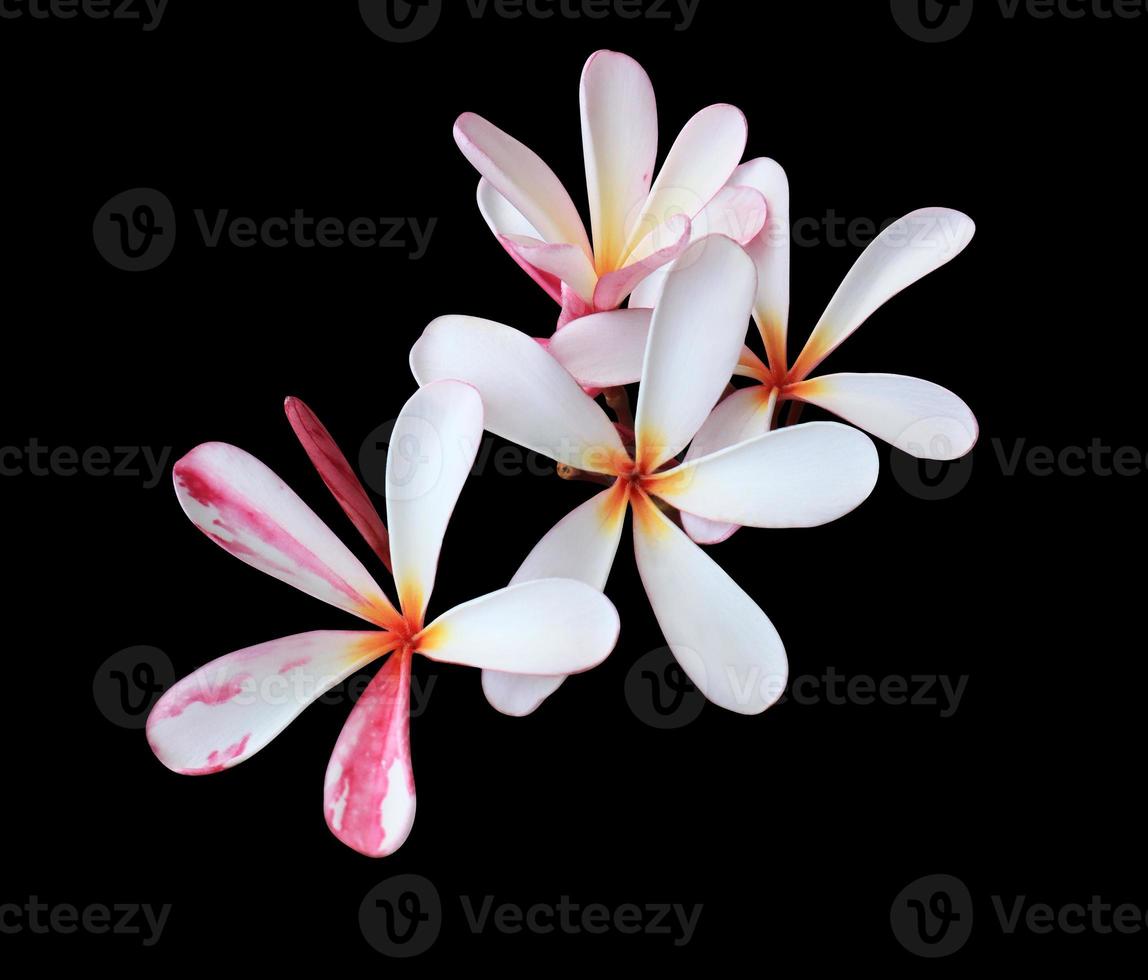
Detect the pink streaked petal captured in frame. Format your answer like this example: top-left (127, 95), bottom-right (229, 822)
top-left (483, 481), bottom-right (629, 716)
top-left (633, 235), bottom-right (758, 471)
top-left (386, 380), bottom-right (484, 625)
top-left (547, 308), bottom-right (652, 388)
top-left (148, 631), bottom-right (391, 776)
top-left (623, 103), bottom-right (748, 260)
top-left (173, 443), bottom-right (400, 628)
top-left (324, 648), bottom-right (416, 858)
top-left (580, 49), bottom-right (658, 273)
top-left (501, 233), bottom-right (598, 305)
top-left (593, 214), bottom-right (691, 311)
top-left (418, 579), bottom-right (620, 676)
top-left (477, 178), bottom-right (563, 303)
top-left (455, 112), bottom-right (592, 257)
top-left (284, 397), bottom-right (391, 573)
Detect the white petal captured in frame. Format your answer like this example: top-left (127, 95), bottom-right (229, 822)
top-left (623, 104), bottom-right (748, 261)
top-left (455, 112), bottom-right (592, 255)
top-left (651, 421), bottom-right (879, 528)
top-left (386, 380), bottom-right (483, 623)
top-left (632, 493), bottom-right (787, 714)
top-left (791, 208), bottom-right (976, 380)
top-left (679, 386), bottom-right (776, 544)
top-left (788, 372), bottom-right (978, 459)
top-left (731, 158), bottom-right (790, 373)
top-left (173, 443), bottom-right (398, 627)
top-left (633, 235), bottom-right (757, 470)
top-left (580, 50), bottom-right (658, 272)
top-left (410, 315), bottom-right (627, 474)
top-left (419, 579), bottom-right (620, 675)
top-left (483, 482), bottom-right (629, 716)
top-left (548, 309), bottom-right (651, 388)
top-left (148, 631), bottom-right (389, 775)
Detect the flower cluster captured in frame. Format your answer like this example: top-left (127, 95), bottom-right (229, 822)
top-left (147, 51), bottom-right (976, 857)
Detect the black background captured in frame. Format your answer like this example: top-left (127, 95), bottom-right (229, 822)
top-left (3, 0), bottom-right (1144, 968)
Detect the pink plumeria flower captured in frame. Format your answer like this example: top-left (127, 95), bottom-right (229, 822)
top-left (411, 236), bottom-right (879, 717)
top-left (146, 381), bottom-right (619, 857)
top-left (559, 159), bottom-right (980, 544)
top-left (455, 49), bottom-right (767, 330)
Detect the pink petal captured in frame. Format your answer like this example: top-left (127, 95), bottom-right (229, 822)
top-left (477, 178), bottom-right (563, 303)
top-left (500, 233), bottom-right (598, 305)
top-left (148, 631), bottom-right (391, 776)
top-left (324, 648), bottom-right (416, 858)
top-left (455, 112), bottom-right (592, 257)
top-left (284, 397), bottom-right (391, 572)
top-left (173, 443), bottom-right (400, 629)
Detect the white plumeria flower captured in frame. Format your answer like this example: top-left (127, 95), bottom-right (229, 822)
top-left (558, 159), bottom-right (979, 544)
top-left (455, 49), bottom-right (767, 329)
top-left (411, 236), bottom-right (879, 717)
top-left (146, 381), bottom-right (619, 857)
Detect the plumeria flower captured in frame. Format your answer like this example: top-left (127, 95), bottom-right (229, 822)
top-left (411, 236), bottom-right (879, 717)
top-left (146, 381), bottom-right (620, 857)
top-left (559, 159), bottom-right (979, 544)
top-left (455, 49), bottom-right (768, 329)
